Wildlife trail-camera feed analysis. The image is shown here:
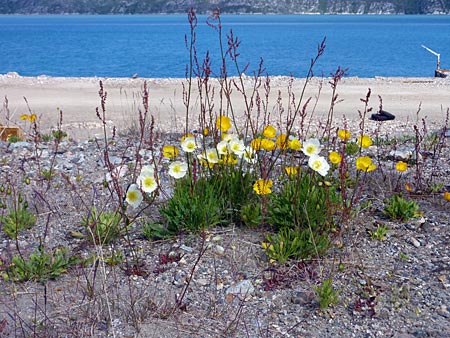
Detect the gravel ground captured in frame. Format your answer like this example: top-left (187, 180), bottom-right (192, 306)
top-left (0, 118), bottom-right (449, 337)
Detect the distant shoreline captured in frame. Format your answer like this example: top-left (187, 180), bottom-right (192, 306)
top-left (1, 73), bottom-right (449, 141)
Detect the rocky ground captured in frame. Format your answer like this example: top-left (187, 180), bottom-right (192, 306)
top-left (0, 119), bottom-right (449, 337)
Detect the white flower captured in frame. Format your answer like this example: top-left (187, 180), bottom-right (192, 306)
top-left (205, 148), bottom-right (219, 164)
top-left (139, 165), bottom-right (154, 177)
top-left (168, 161), bottom-right (188, 179)
top-left (302, 138), bottom-right (321, 156)
top-left (216, 140), bottom-right (230, 155)
top-left (308, 154), bottom-right (330, 176)
top-left (181, 137), bottom-right (198, 153)
top-left (243, 146), bottom-right (258, 164)
top-left (229, 139), bottom-right (246, 157)
top-left (222, 133), bottom-right (239, 143)
top-left (125, 184), bottom-right (143, 209)
top-left (137, 172), bottom-right (158, 193)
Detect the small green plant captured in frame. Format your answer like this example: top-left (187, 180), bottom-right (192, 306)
top-left (52, 129), bottom-right (67, 142)
top-left (399, 252), bottom-right (409, 262)
top-left (7, 134), bottom-right (22, 143)
top-left (104, 248), bottom-right (125, 266)
top-left (1, 205), bottom-right (36, 238)
top-left (81, 207), bottom-right (124, 245)
top-left (4, 245), bottom-right (76, 282)
top-left (264, 227), bottom-right (330, 263)
top-left (240, 202), bottom-right (262, 228)
top-left (40, 133), bottom-right (52, 142)
top-left (313, 278), bottom-right (340, 310)
top-left (345, 141), bottom-right (360, 155)
top-left (40, 169), bottom-right (55, 181)
top-left (369, 224), bottom-right (389, 241)
top-left (383, 194), bottom-right (420, 221)
top-left (142, 222), bottom-right (169, 240)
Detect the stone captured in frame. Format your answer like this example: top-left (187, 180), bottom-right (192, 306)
top-left (226, 280), bottom-right (255, 297)
top-left (215, 245), bottom-right (225, 255)
top-left (410, 237), bottom-right (421, 248)
top-left (291, 291), bottom-right (314, 305)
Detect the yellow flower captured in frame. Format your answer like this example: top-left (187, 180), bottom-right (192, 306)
top-left (276, 134), bottom-right (289, 150)
top-left (285, 166), bottom-right (299, 176)
top-left (219, 154), bottom-right (238, 166)
top-left (181, 133), bottom-right (194, 143)
top-left (203, 127), bottom-right (209, 136)
top-left (288, 138), bottom-right (302, 151)
top-left (356, 156), bottom-right (376, 172)
top-left (20, 113), bottom-right (37, 122)
top-left (357, 135), bottom-right (372, 148)
top-left (338, 129), bottom-right (351, 141)
top-left (263, 125), bottom-right (276, 138)
top-left (216, 115), bottom-right (231, 132)
top-left (250, 138), bottom-right (263, 151)
top-left (405, 183), bottom-right (412, 191)
top-left (162, 145), bottom-right (179, 159)
top-left (329, 151), bottom-right (342, 164)
top-left (261, 139), bottom-right (275, 151)
top-left (396, 161), bottom-right (408, 172)
top-left (444, 191), bottom-right (450, 201)
top-left (253, 179), bottom-right (273, 195)
top-left (261, 242), bottom-right (273, 251)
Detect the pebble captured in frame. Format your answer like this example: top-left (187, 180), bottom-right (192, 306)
top-left (180, 244), bottom-right (193, 253)
top-left (410, 237), bottom-right (421, 248)
top-left (437, 305), bottom-right (449, 318)
top-left (290, 291), bottom-right (314, 305)
top-left (215, 245), bottom-right (225, 256)
top-left (226, 280), bottom-right (255, 297)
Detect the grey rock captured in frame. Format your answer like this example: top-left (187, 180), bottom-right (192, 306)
top-left (226, 280), bottom-right (255, 296)
top-left (410, 237), bottom-right (421, 248)
top-left (291, 291), bottom-right (314, 305)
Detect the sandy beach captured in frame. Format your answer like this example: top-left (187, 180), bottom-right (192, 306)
top-left (1, 72), bottom-right (449, 141)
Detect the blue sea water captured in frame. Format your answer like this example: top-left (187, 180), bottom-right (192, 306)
top-left (0, 14), bottom-right (449, 78)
